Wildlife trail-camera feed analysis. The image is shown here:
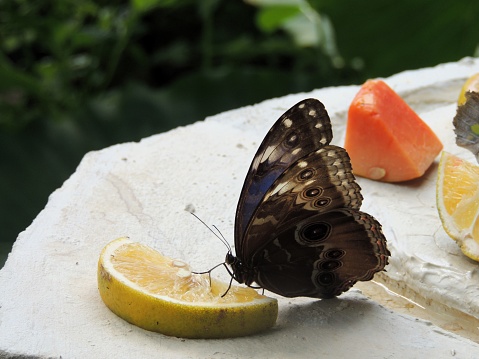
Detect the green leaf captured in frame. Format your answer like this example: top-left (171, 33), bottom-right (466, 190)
top-left (280, 11), bottom-right (317, 46)
top-left (131, 0), bottom-right (178, 13)
top-left (0, 52), bottom-right (42, 94)
top-left (246, 0), bottom-right (301, 6)
top-left (256, 6), bottom-right (300, 33)
top-left (197, 0), bottom-right (222, 22)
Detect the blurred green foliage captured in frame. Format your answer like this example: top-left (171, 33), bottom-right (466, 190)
top-left (1, 0), bottom-right (478, 267)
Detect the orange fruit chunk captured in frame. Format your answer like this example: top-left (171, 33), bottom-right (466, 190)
top-left (345, 80), bottom-right (443, 182)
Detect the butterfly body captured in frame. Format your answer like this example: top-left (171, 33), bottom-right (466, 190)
top-left (228, 99), bottom-right (389, 299)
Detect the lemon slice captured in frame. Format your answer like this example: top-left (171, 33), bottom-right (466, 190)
top-left (436, 151), bottom-right (479, 261)
top-left (458, 73), bottom-right (479, 105)
top-left (97, 237), bottom-right (278, 338)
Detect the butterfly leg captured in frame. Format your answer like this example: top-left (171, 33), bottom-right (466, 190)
top-left (192, 261), bottom-right (238, 291)
top-left (192, 261), bottom-right (225, 286)
top-left (192, 259), bottom-right (261, 297)
top-left (222, 274), bottom-right (234, 298)
top-left (193, 262), bottom-right (244, 297)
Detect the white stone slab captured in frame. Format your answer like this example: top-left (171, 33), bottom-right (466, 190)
top-left (2, 58), bottom-right (479, 358)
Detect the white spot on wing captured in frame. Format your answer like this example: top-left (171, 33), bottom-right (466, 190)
top-left (269, 181), bottom-right (290, 196)
top-left (260, 145), bottom-right (276, 163)
top-left (252, 214), bottom-right (278, 227)
top-left (269, 184), bottom-right (281, 196)
top-left (273, 239), bottom-right (291, 261)
top-left (263, 249), bottom-right (271, 262)
top-left (283, 118), bottom-right (293, 128)
top-left (297, 160), bottom-right (308, 168)
top-left (309, 109), bottom-right (316, 116)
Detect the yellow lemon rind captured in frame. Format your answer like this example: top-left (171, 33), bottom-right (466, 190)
top-left (97, 237), bottom-right (278, 339)
top-left (459, 236), bottom-right (479, 261)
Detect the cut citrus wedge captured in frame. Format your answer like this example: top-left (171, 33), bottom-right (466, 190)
top-left (436, 151), bottom-right (479, 261)
top-left (97, 237), bottom-right (278, 338)
top-left (458, 73), bottom-right (479, 105)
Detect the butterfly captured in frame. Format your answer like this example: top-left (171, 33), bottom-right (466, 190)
top-left (454, 91), bottom-right (479, 161)
top-left (224, 98), bottom-right (390, 299)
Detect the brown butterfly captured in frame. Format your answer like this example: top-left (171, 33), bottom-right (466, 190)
top-left (225, 98), bottom-right (390, 299)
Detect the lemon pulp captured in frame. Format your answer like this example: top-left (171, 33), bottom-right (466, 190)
top-left (436, 151), bottom-right (479, 261)
top-left (98, 237), bottom-right (278, 338)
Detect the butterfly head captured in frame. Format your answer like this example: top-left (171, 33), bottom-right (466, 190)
top-left (225, 252), bottom-right (256, 287)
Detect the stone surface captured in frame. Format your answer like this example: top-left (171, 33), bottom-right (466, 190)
top-left (2, 58), bottom-right (479, 358)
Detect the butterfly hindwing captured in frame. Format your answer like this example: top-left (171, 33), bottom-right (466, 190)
top-left (252, 209), bottom-right (388, 298)
top-left (235, 99), bottom-right (332, 244)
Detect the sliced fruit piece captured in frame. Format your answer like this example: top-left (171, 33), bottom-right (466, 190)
top-left (436, 151), bottom-right (479, 262)
top-left (98, 237), bottom-right (278, 338)
top-left (344, 79), bottom-right (443, 182)
top-left (458, 73), bottom-right (479, 105)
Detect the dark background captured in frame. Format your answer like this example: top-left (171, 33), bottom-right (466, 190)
top-left (1, 0), bottom-right (479, 268)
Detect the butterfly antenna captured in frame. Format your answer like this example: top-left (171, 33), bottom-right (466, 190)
top-left (189, 212), bottom-right (234, 291)
top-left (189, 212), bottom-right (231, 252)
top-left (212, 224), bottom-right (232, 253)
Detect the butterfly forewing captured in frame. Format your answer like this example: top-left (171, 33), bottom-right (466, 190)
top-left (235, 99), bottom-right (332, 246)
